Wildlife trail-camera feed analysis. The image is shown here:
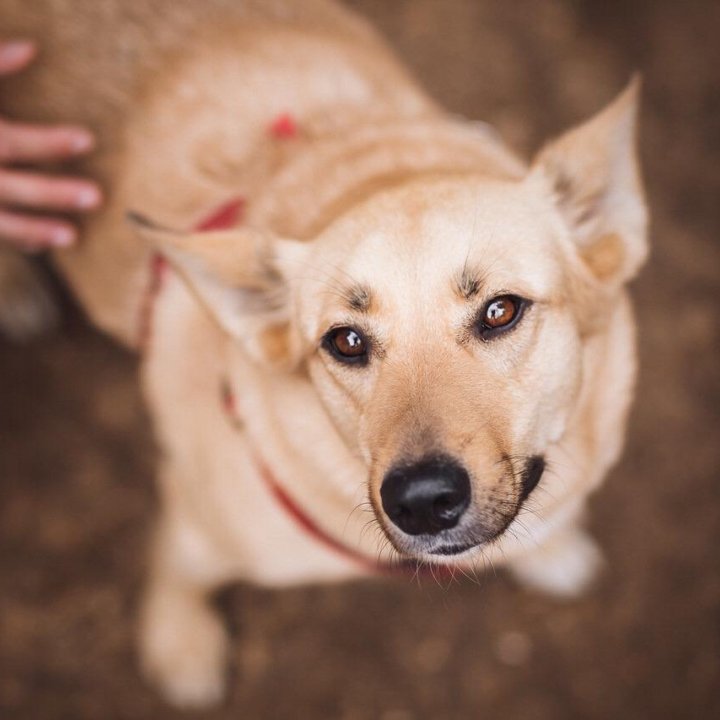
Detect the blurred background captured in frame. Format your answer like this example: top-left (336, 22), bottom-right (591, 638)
top-left (1, 0), bottom-right (719, 718)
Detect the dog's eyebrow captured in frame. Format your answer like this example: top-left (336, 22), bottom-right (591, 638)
top-left (454, 265), bottom-right (483, 300)
top-left (343, 284), bottom-right (373, 313)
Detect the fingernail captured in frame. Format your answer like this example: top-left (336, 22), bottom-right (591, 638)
top-left (75, 186), bottom-right (101, 209)
top-left (51, 227), bottom-right (76, 247)
top-left (71, 132), bottom-right (95, 153)
top-left (0, 40), bottom-right (34, 64)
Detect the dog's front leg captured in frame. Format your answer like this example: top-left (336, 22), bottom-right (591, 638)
top-left (139, 507), bottom-right (232, 709)
top-left (508, 512), bottom-right (604, 599)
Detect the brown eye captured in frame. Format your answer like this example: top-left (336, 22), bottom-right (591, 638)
top-left (484, 296), bottom-right (517, 327)
top-left (477, 295), bottom-right (527, 339)
top-left (323, 326), bottom-right (370, 365)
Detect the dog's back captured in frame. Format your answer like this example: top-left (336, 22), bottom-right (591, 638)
top-left (0, 0), bottom-right (436, 344)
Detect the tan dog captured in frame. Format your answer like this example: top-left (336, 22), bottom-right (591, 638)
top-left (0, 0), bottom-right (647, 708)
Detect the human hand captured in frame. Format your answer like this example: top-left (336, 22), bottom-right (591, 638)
top-left (0, 40), bottom-right (102, 251)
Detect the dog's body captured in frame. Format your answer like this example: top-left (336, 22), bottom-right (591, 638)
top-left (1, 0), bottom-right (647, 707)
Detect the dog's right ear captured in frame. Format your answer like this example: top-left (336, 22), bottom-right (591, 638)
top-left (127, 213), bottom-right (307, 359)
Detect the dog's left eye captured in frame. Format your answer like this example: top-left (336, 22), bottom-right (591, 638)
top-left (477, 295), bottom-right (527, 339)
top-left (322, 326), bottom-right (370, 365)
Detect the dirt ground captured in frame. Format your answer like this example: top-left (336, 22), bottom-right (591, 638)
top-left (1, 1), bottom-right (719, 718)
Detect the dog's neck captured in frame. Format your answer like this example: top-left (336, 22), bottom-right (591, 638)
top-left (253, 112), bottom-right (525, 239)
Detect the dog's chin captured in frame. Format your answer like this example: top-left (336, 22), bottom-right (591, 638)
top-left (408, 540), bottom-right (486, 566)
top-left (380, 524), bottom-right (507, 564)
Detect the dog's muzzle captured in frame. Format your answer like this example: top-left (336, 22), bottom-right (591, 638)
top-left (378, 454), bottom-right (546, 558)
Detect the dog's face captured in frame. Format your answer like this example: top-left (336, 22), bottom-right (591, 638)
top-left (292, 178), bottom-right (586, 556)
top-left (139, 83), bottom-right (646, 561)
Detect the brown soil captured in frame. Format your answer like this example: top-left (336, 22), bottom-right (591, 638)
top-left (1, 1), bottom-right (719, 718)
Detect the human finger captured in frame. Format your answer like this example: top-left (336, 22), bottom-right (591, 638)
top-left (0, 208), bottom-right (76, 250)
top-left (0, 168), bottom-right (102, 211)
top-left (0, 120), bottom-right (95, 162)
top-left (0, 40), bottom-right (35, 75)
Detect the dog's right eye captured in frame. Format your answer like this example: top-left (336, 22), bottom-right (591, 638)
top-left (322, 326), bottom-right (369, 365)
top-left (476, 294), bottom-right (529, 340)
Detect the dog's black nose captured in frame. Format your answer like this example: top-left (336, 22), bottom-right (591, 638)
top-left (381, 456), bottom-right (471, 536)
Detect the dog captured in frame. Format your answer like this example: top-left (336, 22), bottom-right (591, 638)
top-left (0, 0), bottom-right (647, 707)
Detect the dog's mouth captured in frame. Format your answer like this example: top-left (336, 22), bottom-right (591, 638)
top-left (427, 542), bottom-right (477, 556)
top-left (379, 519), bottom-right (510, 562)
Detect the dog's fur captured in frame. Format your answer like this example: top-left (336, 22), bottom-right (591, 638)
top-left (0, 0), bottom-right (647, 707)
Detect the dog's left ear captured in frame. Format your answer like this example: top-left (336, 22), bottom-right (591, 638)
top-left (530, 78), bottom-right (648, 287)
top-left (128, 213), bottom-right (307, 366)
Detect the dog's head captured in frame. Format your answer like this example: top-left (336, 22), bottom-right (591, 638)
top-left (134, 83), bottom-right (647, 560)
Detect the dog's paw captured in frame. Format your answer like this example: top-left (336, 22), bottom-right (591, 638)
top-left (140, 592), bottom-right (228, 709)
top-left (509, 528), bottom-right (604, 599)
top-left (0, 250), bottom-right (58, 342)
